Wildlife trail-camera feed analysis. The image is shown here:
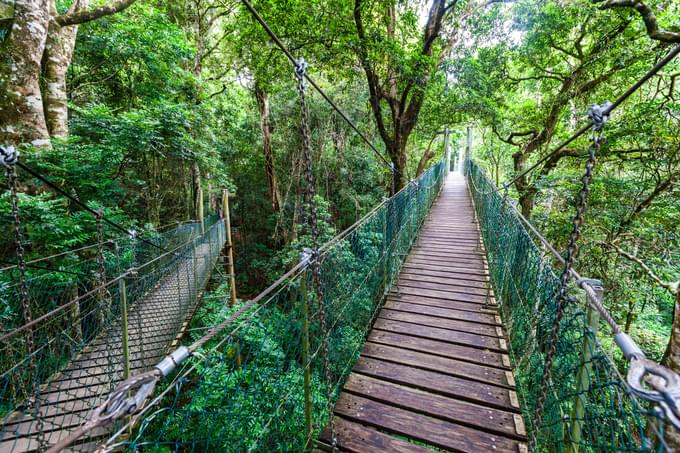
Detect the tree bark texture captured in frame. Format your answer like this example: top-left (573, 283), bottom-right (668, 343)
top-left (255, 83), bottom-right (282, 212)
top-left (0, 0), bottom-right (51, 146)
top-left (44, 0), bottom-right (88, 138)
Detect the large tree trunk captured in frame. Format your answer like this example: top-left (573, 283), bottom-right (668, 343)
top-left (43, 0), bottom-right (87, 138)
top-left (254, 83), bottom-right (282, 212)
top-left (388, 141), bottom-right (408, 193)
top-left (0, 0), bottom-right (51, 147)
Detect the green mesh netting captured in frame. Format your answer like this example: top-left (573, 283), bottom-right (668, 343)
top-left (94, 160), bottom-right (446, 452)
top-left (466, 159), bottom-right (666, 452)
top-left (0, 217), bottom-right (225, 451)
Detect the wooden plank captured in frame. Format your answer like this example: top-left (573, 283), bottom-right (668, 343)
top-left (402, 261), bottom-right (488, 277)
top-left (400, 265), bottom-right (489, 282)
top-left (391, 286), bottom-right (488, 305)
top-left (386, 294), bottom-right (494, 314)
top-left (373, 318), bottom-right (506, 352)
top-left (368, 330), bottom-right (508, 369)
top-left (334, 393), bottom-right (523, 453)
top-left (361, 342), bottom-right (513, 387)
top-left (343, 373), bottom-right (525, 439)
top-left (383, 300), bottom-right (499, 324)
top-left (378, 309), bottom-right (500, 337)
top-left (319, 417), bottom-right (434, 453)
top-left (396, 279), bottom-right (488, 296)
top-left (407, 252), bottom-right (486, 268)
top-left (399, 272), bottom-right (488, 289)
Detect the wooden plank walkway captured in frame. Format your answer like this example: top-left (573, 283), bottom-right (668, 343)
top-left (322, 172), bottom-right (527, 452)
top-left (0, 230), bottom-right (224, 452)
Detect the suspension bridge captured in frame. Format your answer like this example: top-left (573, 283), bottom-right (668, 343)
top-left (1, 0), bottom-right (680, 450)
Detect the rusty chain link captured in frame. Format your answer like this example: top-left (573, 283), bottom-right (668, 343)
top-left (295, 58), bottom-right (337, 451)
top-left (528, 103), bottom-right (609, 452)
top-left (3, 148), bottom-right (46, 451)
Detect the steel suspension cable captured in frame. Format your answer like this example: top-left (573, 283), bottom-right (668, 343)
top-left (485, 43), bottom-right (680, 196)
top-left (238, 0), bottom-right (394, 172)
top-left (8, 157), bottom-right (176, 255)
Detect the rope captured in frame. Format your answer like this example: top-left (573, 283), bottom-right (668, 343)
top-left (528, 103), bottom-right (606, 452)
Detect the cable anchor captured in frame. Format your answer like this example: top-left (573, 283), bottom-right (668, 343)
top-left (625, 354), bottom-right (680, 429)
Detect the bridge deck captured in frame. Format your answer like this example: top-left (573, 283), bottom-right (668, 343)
top-left (322, 173), bottom-right (527, 452)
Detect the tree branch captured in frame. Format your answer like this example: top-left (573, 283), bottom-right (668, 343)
top-left (56, 0), bottom-right (137, 26)
top-left (594, 0), bottom-right (680, 43)
top-left (609, 243), bottom-right (678, 294)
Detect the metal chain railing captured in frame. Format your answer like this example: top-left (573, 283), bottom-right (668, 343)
top-left (2, 146), bottom-right (46, 451)
top-left (467, 158), bottom-right (679, 451)
top-left (294, 57), bottom-right (338, 451)
top-left (528, 102), bottom-right (609, 451)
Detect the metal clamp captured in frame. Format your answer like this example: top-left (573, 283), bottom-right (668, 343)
top-left (300, 247), bottom-right (313, 265)
top-left (155, 346), bottom-right (190, 377)
top-left (0, 144), bottom-right (19, 168)
top-left (627, 356), bottom-right (680, 429)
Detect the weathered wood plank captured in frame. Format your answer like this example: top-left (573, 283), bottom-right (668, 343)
top-left (373, 318), bottom-right (506, 352)
top-left (378, 309), bottom-right (500, 337)
top-left (334, 393), bottom-right (523, 453)
top-left (343, 373), bottom-right (525, 439)
top-left (383, 300), bottom-right (499, 324)
top-left (367, 330), bottom-right (508, 369)
top-left (319, 417), bottom-right (434, 453)
top-left (390, 286), bottom-right (489, 305)
top-left (361, 342), bottom-right (513, 387)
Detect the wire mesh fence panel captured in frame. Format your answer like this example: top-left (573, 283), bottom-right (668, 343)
top-left (466, 160), bottom-right (666, 452)
top-left (0, 219), bottom-right (226, 452)
top-left (100, 160), bottom-right (446, 453)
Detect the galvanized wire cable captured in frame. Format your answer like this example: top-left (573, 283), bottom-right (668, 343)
top-left (484, 43), bottom-right (680, 196)
top-left (9, 156), bottom-right (176, 255)
top-left (238, 0), bottom-right (394, 173)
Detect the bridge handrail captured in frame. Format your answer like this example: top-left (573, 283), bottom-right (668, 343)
top-left (466, 158), bottom-right (676, 450)
top-left (55, 158), bottom-right (447, 453)
top-left (0, 219), bottom-right (223, 344)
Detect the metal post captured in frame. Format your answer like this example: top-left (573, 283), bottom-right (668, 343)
top-left (197, 186), bottom-right (205, 235)
top-left (192, 240), bottom-right (199, 296)
top-left (299, 267), bottom-right (313, 451)
top-left (466, 126), bottom-right (472, 161)
top-left (444, 127), bottom-right (451, 173)
top-left (119, 276), bottom-right (131, 380)
top-left (223, 189), bottom-right (237, 307)
top-left (382, 203), bottom-right (389, 295)
top-left (569, 280), bottom-right (603, 453)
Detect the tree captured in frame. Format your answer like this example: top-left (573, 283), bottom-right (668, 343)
top-left (352, 0), bottom-right (506, 190)
top-left (0, 0), bottom-right (137, 147)
top-left (492, 2), bottom-right (638, 217)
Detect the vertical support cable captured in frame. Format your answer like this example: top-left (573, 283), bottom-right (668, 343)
top-left (119, 276), bottom-right (131, 380)
top-left (299, 262), bottom-right (313, 451)
top-left (294, 57), bottom-right (336, 450)
top-left (3, 150), bottom-right (46, 450)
